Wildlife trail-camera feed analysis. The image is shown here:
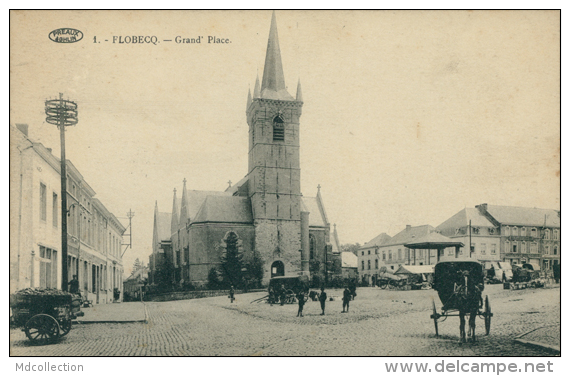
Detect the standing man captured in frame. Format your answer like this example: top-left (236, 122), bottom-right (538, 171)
top-left (68, 275), bottom-right (80, 295)
top-left (342, 286), bottom-right (351, 313)
top-left (296, 290), bottom-right (306, 317)
top-left (229, 285), bottom-right (235, 303)
top-left (280, 284), bottom-right (286, 306)
top-left (318, 287), bottom-right (327, 315)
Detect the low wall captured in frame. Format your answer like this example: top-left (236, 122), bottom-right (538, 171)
top-left (144, 289), bottom-right (266, 302)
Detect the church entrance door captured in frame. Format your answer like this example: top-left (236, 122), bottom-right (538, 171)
top-left (271, 261), bottom-right (285, 278)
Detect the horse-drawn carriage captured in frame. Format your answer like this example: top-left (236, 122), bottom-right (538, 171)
top-left (251, 275), bottom-right (309, 304)
top-left (10, 288), bottom-right (83, 345)
top-left (430, 261), bottom-right (492, 342)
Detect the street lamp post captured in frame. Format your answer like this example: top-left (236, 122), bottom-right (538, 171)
top-left (45, 93), bottom-right (78, 291)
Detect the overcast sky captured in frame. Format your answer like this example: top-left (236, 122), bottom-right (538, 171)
top-left (10, 10), bottom-right (560, 276)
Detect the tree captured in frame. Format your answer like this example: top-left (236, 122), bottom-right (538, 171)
top-left (341, 243), bottom-right (361, 256)
top-left (133, 258), bottom-right (143, 272)
top-left (154, 255), bottom-right (175, 291)
top-left (207, 268), bottom-right (220, 290)
top-left (219, 232), bottom-right (244, 288)
top-left (244, 252), bottom-right (264, 289)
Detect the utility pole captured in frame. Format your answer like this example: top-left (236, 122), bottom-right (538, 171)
top-left (45, 94), bottom-right (78, 291)
top-left (122, 209), bottom-right (134, 257)
top-left (469, 220), bottom-right (472, 258)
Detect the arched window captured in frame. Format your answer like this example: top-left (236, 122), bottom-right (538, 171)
top-left (273, 115), bottom-right (284, 141)
top-left (309, 234), bottom-right (316, 260)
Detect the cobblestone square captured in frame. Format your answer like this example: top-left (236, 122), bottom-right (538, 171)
top-left (10, 285), bottom-right (559, 356)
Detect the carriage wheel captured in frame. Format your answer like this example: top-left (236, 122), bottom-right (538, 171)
top-left (379, 280), bottom-right (388, 289)
top-left (431, 299), bottom-right (439, 338)
top-left (24, 314), bottom-right (60, 345)
top-left (484, 295), bottom-right (492, 335)
top-left (59, 319), bottom-right (72, 336)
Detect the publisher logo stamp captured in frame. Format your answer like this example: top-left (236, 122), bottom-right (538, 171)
top-left (49, 28), bottom-right (83, 43)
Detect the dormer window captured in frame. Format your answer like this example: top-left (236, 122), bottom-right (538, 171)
top-left (273, 115), bottom-right (284, 141)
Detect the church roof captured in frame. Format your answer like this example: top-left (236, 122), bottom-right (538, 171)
top-left (178, 189), bottom-right (231, 223)
top-left (156, 211), bottom-right (172, 241)
top-left (193, 196), bottom-right (253, 223)
top-left (301, 196), bottom-right (327, 227)
top-left (260, 12), bottom-right (294, 101)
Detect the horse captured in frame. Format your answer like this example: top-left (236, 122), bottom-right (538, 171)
top-left (454, 270), bottom-right (483, 343)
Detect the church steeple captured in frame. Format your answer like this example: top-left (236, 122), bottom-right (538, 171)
top-left (171, 188), bottom-right (179, 234)
top-left (179, 178), bottom-right (189, 226)
top-left (246, 88), bottom-right (252, 110)
top-left (253, 74), bottom-right (261, 99)
top-left (260, 11), bottom-right (294, 101)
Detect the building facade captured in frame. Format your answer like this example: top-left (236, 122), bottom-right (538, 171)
top-left (10, 123), bottom-right (126, 302)
top-left (358, 225), bottom-right (437, 284)
top-left (437, 204), bottom-right (560, 270)
top-left (149, 13), bottom-right (340, 287)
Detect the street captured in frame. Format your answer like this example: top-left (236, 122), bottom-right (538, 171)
top-left (10, 285), bottom-right (559, 356)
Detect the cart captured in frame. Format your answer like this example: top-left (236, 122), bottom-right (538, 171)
top-left (10, 289), bottom-right (82, 345)
top-left (430, 261), bottom-right (492, 339)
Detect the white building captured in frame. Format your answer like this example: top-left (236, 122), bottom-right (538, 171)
top-left (10, 123), bottom-right (126, 302)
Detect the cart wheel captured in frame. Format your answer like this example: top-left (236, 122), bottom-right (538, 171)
top-left (24, 314), bottom-right (60, 345)
top-left (431, 299), bottom-right (439, 338)
top-left (59, 319), bottom-right (72, 336)
top-left (379, 280), bottom-right (388, 289)
top-left (484, 295), bottom-right (492, 335)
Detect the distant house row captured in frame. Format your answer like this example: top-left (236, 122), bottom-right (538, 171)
top-left (358, 204), bottom-right (560, 284)
top-left (10, 124), bottom-right (126, 304)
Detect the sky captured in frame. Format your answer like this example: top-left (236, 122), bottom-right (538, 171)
top-left (10, 10), bottom-right (560, 276)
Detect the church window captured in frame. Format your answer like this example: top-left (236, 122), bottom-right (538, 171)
top-left (273, 115), bottom-right (284, 141)
top-left (309, 235), bottom-right (315, 260)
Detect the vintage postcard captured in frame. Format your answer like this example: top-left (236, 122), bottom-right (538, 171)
top-left (10, 10), bottom-right (560, 364)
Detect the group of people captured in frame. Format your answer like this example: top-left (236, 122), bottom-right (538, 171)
top-left (295, 286), bottom-right (354, 317)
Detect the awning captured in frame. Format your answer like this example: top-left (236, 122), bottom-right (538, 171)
top-left (404, 232), bottom-right (464, 249)
top-left (394, 265), bottom-right (435, 275)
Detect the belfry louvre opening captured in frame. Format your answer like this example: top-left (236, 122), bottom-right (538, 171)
top-left (273, 116), bottom-right (284, 141)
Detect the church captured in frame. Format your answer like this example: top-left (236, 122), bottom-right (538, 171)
top-left (149, 13), bottom-right (340, 287)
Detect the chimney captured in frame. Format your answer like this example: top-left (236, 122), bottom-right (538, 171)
top-left (47, 148), bottom-right (52, 153)
top-left (16, 123), bottom-right (28, 136)
top-left (476, 203), bottom-right (488, 214)
top-left (406, 225), bottom-right (412, 231)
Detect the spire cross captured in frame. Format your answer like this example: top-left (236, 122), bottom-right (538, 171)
top-left (317, 184), bottom-right (321, 192)
top-left (183, 178), bottom-right (187, 185)
top-left (228, 180), bottom-right (232, 188)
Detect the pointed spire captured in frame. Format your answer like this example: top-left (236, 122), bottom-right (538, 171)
top-left (180, 178), bottom-right (189, 225)
top-left (171, 188), bottom-right (179, 234)
top-left (253, 74), bottom-right (261, 98)
top-left (296, 78), bottom-right (303, 102)
top-left (246, 88), bottom-right (252, 110)
top-left (260, 12), bottom-right (294, 100)
top-left (154, 200), bottom-right (158, 214)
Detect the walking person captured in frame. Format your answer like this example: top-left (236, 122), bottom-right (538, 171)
top-left (296, 290), bottom-right (306, 317)
top-left (229, 285), bottom-right (235, 303)
top-left (342, 287), bottom-right (351, 313)
top-left (318, 287), bottom-right (327, 315)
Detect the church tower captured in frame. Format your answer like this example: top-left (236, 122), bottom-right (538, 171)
top-left (246, 12), bottom-right (304, 277)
